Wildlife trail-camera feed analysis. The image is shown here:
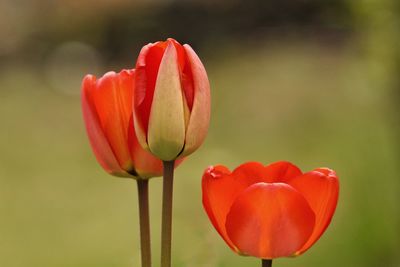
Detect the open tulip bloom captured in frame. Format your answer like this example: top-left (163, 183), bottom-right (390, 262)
top-left (202, 161), bottom-right (339, 266)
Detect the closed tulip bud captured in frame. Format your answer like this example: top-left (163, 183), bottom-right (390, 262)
top-left (82, 69), bottom-right (180, 179)
top-left (133, 38), bottom-right (211, 161)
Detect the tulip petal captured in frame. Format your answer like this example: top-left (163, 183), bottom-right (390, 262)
top-left (134, 39), bottom-right (188, 144)
top-left (167, 38), bottom-right (188, 76)
top-left (147, 42), bottom-right (186, 160)
top-left (202, 161), bottom-right (285, 252)
top-left (134, 42), bottom-right (166, 141)
top-left (91, 70), bottom-right (134, 170)
top-left (231, 161), bottom-right (270, 185)
top-left (264, 161), bottom-right (303, 183)
top-left (180, 44), bottom-right (211, 157)
top-left (287, 169), bottom-right (339, 255)
top-left (126, 115), bottom-right (162, 178)
top-left (202, 165), bottom-right (240, 251)
top-left (175, 42), bottom-right (194, 111)
top-left (81, 75), bottom-right (128, 176)
top-left (225, 182), bottom-right (315, 259)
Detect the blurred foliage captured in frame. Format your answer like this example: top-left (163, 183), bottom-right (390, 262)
top-left (348, 0), bottom-right (400, 133)
top-left (1, 0), bottom-right (352, 64)
top-left (0, 0), bottom-right (399, 267)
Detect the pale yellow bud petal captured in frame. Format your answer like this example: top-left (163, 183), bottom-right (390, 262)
top-left (147, 42), bottom-right (186, 161)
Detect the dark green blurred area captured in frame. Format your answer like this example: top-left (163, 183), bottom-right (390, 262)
top-left (0, 1), bottom-right (399, 267)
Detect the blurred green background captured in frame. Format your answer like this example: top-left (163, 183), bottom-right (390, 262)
top-left (1, 0), bottom-right (399, 266)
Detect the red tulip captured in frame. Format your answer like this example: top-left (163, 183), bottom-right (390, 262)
top-left (82, 69), bottom-right (173, 178)
top-left (133, 38), bottom-right (211, 161)
top-left (202, 161), bottom-right (339, 259)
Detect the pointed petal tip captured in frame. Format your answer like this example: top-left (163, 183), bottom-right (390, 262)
top-left (82, 74), bottom-right (97, 91)
top-left (233, 161), bottom-right (264, 172)
top-left (315, 167), bottom-right (338, 178)
top-left (83, 71), bottom-right (120, 86)
top-left (102, 71), bottom-right (117, 78)
top-left (119, 68), bottom-right (135, 76)
top-left (203, 165), bottom-right (231, 179)
top-left (83, 73), bottom-right (97, 81)
top-left (164, 40), bottom-right (178, 56)
top-left (265, 160), bottom-right (302, 172)
top-left (167, 38), bottom-right (182, 46)
top-left (263, 161), bottom-right (303, 183)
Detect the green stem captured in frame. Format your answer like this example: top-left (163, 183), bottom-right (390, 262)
top-left (161, 160), bottom-right (175, 267)
top-left (262, 259), bottom-right (272, 267)
top-left (137, 179), bottom-right (152, 267)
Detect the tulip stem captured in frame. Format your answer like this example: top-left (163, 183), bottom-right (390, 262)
top-left (161, 160), bottom-right (175, 267)
top-left (137, 179), bottom-right (152, 267)
top-left (262, 259), bottom-right (272, 267)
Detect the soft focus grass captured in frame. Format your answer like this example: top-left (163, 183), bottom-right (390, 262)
top-left (0, 39), bottom-right (399, 267)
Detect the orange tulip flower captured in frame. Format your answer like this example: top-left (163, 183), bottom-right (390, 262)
top-left (133, 38), bottom-right (211, 161)
top-left (202, 161), bottom-right (339, 259)
top-left (82, 69), bottom-right (170, 179)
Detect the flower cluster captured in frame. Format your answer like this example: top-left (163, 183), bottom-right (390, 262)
top-left (82, 38), bottom-right (210, 178)
top-left (81, 38), bottom-right (339, 267)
